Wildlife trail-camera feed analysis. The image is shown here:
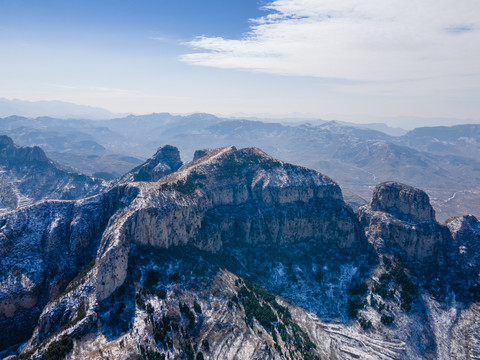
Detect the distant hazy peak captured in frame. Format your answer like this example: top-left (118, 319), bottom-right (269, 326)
top-left (0, 97), bottom-right (118, 120)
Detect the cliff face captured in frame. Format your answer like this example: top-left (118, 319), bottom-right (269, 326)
top-left (96, 146), bottom-right (365, 302)
top-left (358, 182), bottom-right (451, 264)
top-left (369, 182), bottom-right (436, 222)
top-left (0, 135), bottom-right (107, 212)
top-left (0, 185), bottom-right (139, 350)
top-left (127, 146), bottom-right (362, 251)
top-left (1, 145), bottom-right (480, 360)
top-left (0, 145), bottom-right (365, 356)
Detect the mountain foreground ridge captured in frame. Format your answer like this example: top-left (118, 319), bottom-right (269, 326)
top-left (0, 144), bottom-right (479, 359)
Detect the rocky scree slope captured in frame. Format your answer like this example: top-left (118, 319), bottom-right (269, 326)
top-left (1, 145), bottom-right (366, 359)
top-left (0, 135), bottom-right (107, 212)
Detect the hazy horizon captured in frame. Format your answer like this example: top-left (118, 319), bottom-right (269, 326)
top-left (1, 96), bottom-right (480, 130)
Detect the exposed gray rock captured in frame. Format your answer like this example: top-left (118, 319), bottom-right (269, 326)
top-left (96, 146), bottom-right (365, 301)
top-left (358, 182), bottom-right (450, 264)
top-left (0, 135), bottom-right (48, 165)
top-left (445, 215), bottom-right (480, 279)
top-left (0, 185), bottom-right (139, 350)
top-left (120, 145), bottom-right (182, 183)
top-left (192, 148), bottom-right (216, 161)
top-left (5, 114), bottom-right (480, 222)
top-left (447, 214), bottom-right (480, 243)
top-left (1, 146), bottom-right (480, 360)
top-left (0, 146), bottom-right (364, 355)
top-left (370, 181), bottom-right (436, 223)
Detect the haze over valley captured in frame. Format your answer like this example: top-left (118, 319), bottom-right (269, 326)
top-left (2, 109), bottom-right (479, 222)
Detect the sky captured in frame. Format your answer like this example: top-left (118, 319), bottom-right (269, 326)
top-left (0, 0), bottom-right (479, 124)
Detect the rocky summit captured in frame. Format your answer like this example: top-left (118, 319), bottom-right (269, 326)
top-left (369, 182), bottom-right (436, 223)
top-left (358, 182), bottom-right (451, 264)
top-left (0, 145), bottom-right (479, 360)
top-left (120, 145), bottom-right (183, 183)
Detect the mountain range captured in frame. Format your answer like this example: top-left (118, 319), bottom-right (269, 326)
top-left (1, 113), bottom-right (480, 221)
top-left (0, 135), bottom-right (107, 212)
top-left (0, 98), bottom-right (120, 120)
top-left (1, 141), bottom-right (479, 359)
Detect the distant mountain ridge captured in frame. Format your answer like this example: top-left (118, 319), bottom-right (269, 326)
top-left (0, 98), bottom-right (120, 120)
top-left (0, 115), bottom-right (144, 177)
top-left (0, 135), bottom-right (107, 212)
top-left (2, 113), bottom-right (480, 221)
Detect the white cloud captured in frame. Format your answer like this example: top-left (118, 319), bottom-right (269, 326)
top-left (180, 0), bottom-right (480, 87)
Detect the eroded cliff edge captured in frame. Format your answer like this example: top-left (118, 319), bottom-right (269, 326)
top-left (1, 145), bottom-right (365, 355)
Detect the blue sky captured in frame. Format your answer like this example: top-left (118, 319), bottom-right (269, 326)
top-left (1, 0), bottom-right (479, 123)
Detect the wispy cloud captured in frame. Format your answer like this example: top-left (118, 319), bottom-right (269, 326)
top-left (180, 0), bottom-right (480, 86)
top-left (149, 34), bottom-right (183, 44)
top-left (444, 25), bottom-right (474, 34)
